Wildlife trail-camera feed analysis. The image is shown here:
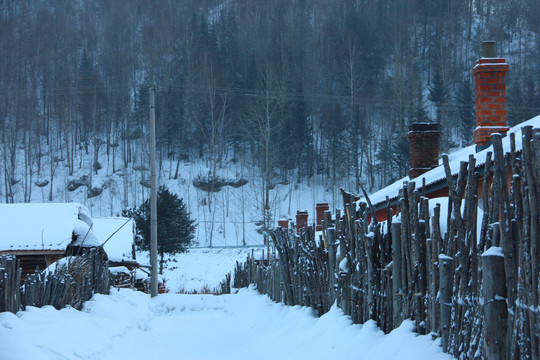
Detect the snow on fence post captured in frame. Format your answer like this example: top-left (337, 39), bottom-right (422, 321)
top-left (391, 221), bottom-right (403, 328)
top-left (439, 254), bottom-right (453, 352)
top-left (478, 152), bottom-right (493, 251)
top-left (272, 259), bottom-right (280, 302)
top-left (522, 125), bottom-right (540, 359)
top-left (492, 132), bottom-right (519, 359)
top-left (430, 203), bottom-right (442, 333)
top-left (380, 200), bottom-right (394, 332)
top-left (327, 227), bottom-right (337, 305)
top-left (399, 185), bottom-right (413, 317)
top-left (415, 219), bottom-right (427, 335)
top-left (482, 246), bottom-right (507, 360)
top-left (419, 195), bottom-right (432, 332)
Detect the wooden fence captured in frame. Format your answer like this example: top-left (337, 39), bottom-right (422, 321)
top-left (0, 249), bottom-right (109, 313)
top-left (233, 127), bottom-right (540, 359)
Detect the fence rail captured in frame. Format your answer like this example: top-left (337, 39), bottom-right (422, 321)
top-left (233, 127), bottom-right (540, 359)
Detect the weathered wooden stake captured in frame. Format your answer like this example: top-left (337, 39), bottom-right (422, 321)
top-left (327, 227), bottom-right (337, 304)
top-left (391, 222), bottom-right (402, 328)
top-left (439, 254), bottom-right (453, 352)
top-left (482, 247), bottom-right (507, 360)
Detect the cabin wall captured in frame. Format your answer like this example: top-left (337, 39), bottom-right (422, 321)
top-left (0, 252), bottom-right (64, 283)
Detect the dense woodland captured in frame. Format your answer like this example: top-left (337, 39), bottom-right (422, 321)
top-left (1, 0), bottom-right (539, 205)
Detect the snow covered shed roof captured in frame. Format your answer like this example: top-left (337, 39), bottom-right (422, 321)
top-left (358, 115), bottom-right (540, 209)
top-left (0, 202), bottom-right (99, 253)
top-left (92, 217), bottom-right (136, 262)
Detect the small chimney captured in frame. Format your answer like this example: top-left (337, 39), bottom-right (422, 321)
top-left (473, 41), bottom-right (509, 150)
top-left (315, 203), bottom-right (329, 231)
top-left (296, 210), bottom-right (308, 234)
top-left (408, 123), bottom-right (440, 178)
top-left (277, 219), bottom-right (289, 230)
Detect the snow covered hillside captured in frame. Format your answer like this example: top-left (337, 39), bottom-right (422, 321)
top-left (5, 144), bottom-right (336, 248)
top-left (0, 288), bottom-right (453, 360)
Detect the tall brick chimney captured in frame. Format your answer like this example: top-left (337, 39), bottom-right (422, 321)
top-left (408, 123), bottom-right (440, 178)
top-left (473, 41), bottom-right (509, 150)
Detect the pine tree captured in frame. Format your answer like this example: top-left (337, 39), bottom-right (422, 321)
top-left (428, 67), bottom-right (450, 151)
top-left (284, 80), bottom-right (312, 180)
top-left (414, 90), bottom-right (431, 124)
top-left (125, 186), bottom-right (196, 274)
top-left (523, 76), bottom-right (540, 121)
top-left (77, 49), bottom-right (94, 152)
top-left (428, 67), bottom-right (450, 125)
top-left (456, 79), bottom-right (474, 145)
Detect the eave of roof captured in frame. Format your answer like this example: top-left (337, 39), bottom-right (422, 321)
top-left (357, 115), bottom-right (540, 209)
top-left (0, 249), bottom-right (65, 256)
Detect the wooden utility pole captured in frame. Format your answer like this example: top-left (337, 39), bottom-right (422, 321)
top-left (150, 83), bottom-right (158, 298)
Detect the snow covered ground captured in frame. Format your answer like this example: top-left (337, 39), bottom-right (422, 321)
top-left (138, 247), bottom-right (266, 293)
top-left (0, 287), bottom-right (453, 360)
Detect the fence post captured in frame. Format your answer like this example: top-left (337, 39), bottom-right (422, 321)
top-left (327, 227), bottom-right (337, 304)
top-left (391, 222), bottom-right (402, 328)
top-left (482, 247), bottom-right (507, 360)
top-left (439, 254), bottom-right (453, 352)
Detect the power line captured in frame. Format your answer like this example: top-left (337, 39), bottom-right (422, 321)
top-left (0, 81), bottom-right (538, 113)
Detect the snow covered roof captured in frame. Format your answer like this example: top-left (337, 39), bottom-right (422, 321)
top-left (360, 115), bottom-right (540, 208)
top-left (92, 217), bottom-right (136, 262)
top-left (0, 202), bottom-right (100, 252)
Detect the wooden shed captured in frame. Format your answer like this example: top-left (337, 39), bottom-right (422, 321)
top-left (0, 202), bottom-right (101, 280)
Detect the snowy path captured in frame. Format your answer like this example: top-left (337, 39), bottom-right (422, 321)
top-left (1, 288), bottom-right (452, 360)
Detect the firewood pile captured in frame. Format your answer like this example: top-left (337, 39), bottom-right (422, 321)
top-left (109, 267), bottom-right (132, 288)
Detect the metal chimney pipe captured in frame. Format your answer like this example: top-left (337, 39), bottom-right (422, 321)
top-left (482, 41), bottom-right (497, 58)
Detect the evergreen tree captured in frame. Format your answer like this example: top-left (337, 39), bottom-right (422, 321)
top-left (508, 79), bottom-right (525, 127)
top-left (523, 76), bottom-right (540, 121)
top-left (77, 49), bottom-right (95, 151)
top-left (456, 79), bottom-right (474, 145)
top-left (391, 130), bottom-right (410, 180)
top-left (283, 81), bottom-right (312, 180)
top-left (428, 67), bottom-right (450, 151)
top-left (414, 90), bottom-right (431, 124)
top-left (428, 67), bottom-right (450, 125)
top-left (125, 186), bottom-right (196, 274)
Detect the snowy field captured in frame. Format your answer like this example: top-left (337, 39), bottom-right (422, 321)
top-left (138, 247), bottom-right (266, 293)
top-left (0, 287), bottom-right (453, 360)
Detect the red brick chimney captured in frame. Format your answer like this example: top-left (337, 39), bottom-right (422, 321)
top-left (277, 219), bottom-right (289, 230)
top-left (473, 41), bottom-right (509, 150)
top-left (315, 203), bottom-right (329, 231)
top-left (296, 211), bottom-right (308, 234)
top-left (408, 123), bottom-right (440, 178)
